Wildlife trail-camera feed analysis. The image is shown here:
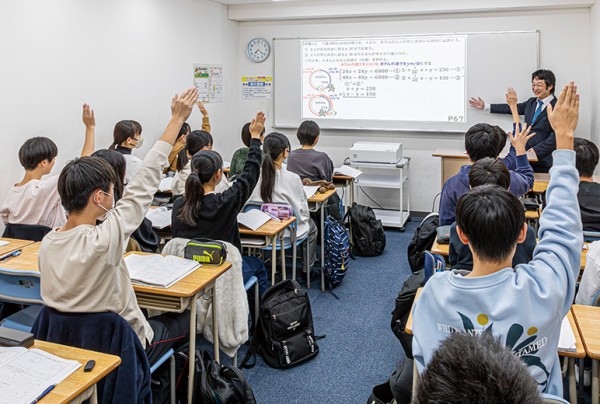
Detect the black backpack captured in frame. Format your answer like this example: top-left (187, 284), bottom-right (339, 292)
top-left (407, 213), bottom-right (439, 273)
top-left (390, 270), bottom-right (426, 360)
top-left (344, 203), bottom-right (386, 256)
top-left (241, 280), bottom-right (321, 369)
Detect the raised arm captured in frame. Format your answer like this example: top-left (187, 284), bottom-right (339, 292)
top-left (198, 102), bottom-right (211, 133)
top-left (80, 104), bottom-right (95, 157)
top-left (507, 124), bottom-right (535, 194)
top-left (506, 88), bottom-right (521, 127)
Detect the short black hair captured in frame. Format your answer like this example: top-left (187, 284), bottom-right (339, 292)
top-left (532, 69), bottom-right (556, 94)
top-left (574, 138), bottom-right (599, 178)
top-left (57, 156), bottom-right (116, 213)
top-left (297, 120), bottom-right (320, 146)
top-left (465, 123), bottom-right (500, 162)
top-left (456, 185), bottom-right (525, 263)
top-left (18, 137), bottom-right (58, 170)
top-left (469, 158), bottom-right (511, 189)
top-left (493, 125), bottom-right (508, 156)
top-left (414, 332), bottom-right (542, 404)
top-left (241, 122), bottom-right (265, 147)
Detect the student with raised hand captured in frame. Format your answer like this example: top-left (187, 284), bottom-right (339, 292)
top-left (249, 132), bottom-right (318, 270)
top-left (39, 87), bottom-right (199, 365)
top-left (230, 122), bottom-right (265, 178)
top-left (438, 122), bottom-right (534, 225)
top-left (0, 104), bottom-right (95, 228)
top-left (171, 112), bottom-right (269, 297)
top-left (165, 102), bottom-right (211, 174)
top-left (413, 82), bottom-right (582, 397)
top-left (109, 119), bottom-right (143, 184)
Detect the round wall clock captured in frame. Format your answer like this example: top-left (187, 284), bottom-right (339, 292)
top-left (246, 37), bottom-right (270, 63)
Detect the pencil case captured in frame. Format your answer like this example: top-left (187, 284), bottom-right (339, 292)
top-left (261, 203), bottom-right (293, 220)
top-left (184, 239), bottom-right (228, 266)
top-left (0, 327), bottom-right (34, 348)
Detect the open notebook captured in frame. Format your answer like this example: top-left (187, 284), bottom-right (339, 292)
top-left (334, 165), bottom-right (362, 178)
top-left (558, 315), bottom-right (577, 352)
top-left (124, 254), bottom-right (200, 288)
top-left (0, 347), bottom-right (81, 404)
top-left (145, 206), bottom-right (172, 229)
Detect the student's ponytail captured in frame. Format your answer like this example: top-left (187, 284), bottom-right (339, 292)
top-left (178, 150), bottom-right (223, 226)
top-left (110, 120), bottom-right (136, 150)
top-left (176, 130), bottom-right (214, 172)
top-left (260, 132), bottom-right (290, 203)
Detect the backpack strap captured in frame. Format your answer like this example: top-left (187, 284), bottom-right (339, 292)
top-left (240, 323), bottom-right (263, 369)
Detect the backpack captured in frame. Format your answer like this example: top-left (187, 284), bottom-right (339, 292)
top-left (344, 203), bottom-right (386, 256)
top-left (241, 280), bottom-right (321, 369)
top-left (407, 213), bottom-right (439, 273)
top-left (324, 215), bottom-right (350, 289)
top-left (174, 345), bottom-right (256, 404)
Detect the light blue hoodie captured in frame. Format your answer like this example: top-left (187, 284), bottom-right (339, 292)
top-left (412, 150), bottom-right (582, 397)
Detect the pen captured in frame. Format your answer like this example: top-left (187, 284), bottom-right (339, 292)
top-left (0, 249), bottom-right (21, 262)
top-left (31, 384), bottom-right (55, 403)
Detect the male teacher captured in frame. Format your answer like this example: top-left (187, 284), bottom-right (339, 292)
top-left (469, 69), bottom-right (557, 173)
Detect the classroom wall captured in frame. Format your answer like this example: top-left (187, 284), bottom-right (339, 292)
top-left (234, 5), bottom-right (592, 213)
top-left (591, 2), bottom-right (600, 146)
top-left (0, 0), bottom-right (240, 230)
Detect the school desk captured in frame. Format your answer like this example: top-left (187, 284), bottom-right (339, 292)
top-left (309, 188), bottom-right (337, 292)
top-left (34, 340), bottom-right (121, 404)
top-left (572, 304), bottom-right (600, 404)
top-left (333, 174), bottom-right (355, 212)
top-left (239, 217), bottom-right (297, 285)
top-left (0, 241), bottom-right (41, 271)
top-left (0, 237), bottom-right (35, 256)
top-left (533, 173), bottom-right (600, 194)
top-left (432, 148), bottom-right (538, 188)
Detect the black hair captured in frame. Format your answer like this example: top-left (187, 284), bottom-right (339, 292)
top-left (91, 149), bottom-right (126, 201)
top-left (260, 132), bottom-right (290, 203)
top-left (493, 125), bottom-right (508, 156)
top-left (177, 122), bottom-right (191, 141)
top-left (465, 123), bottom-right (500, 162)
top-left (176, 130), bottom-right (213, 172)
top-left (18, 137), bottom-right (58, 170)
top-left (414, 332), bottom-right (542, 404)
top-left (177, 150), bottom-right (223, 226)
top-left (109, 120), bottom-right (137, 150)
top-left (531, 69), bottom-right (556, 94)
top-left (296, 120), bottom-right (320, 146)
top-left (57, 156), bottom-right (117, 213)
top-left (130, 120), bottom-right (142, 135)
top-left (468, 158), bottom-right (511, 189)
top-left (241, 122), bottom-right (265, 148)
top-left (456, 185), bottom-right (525, 263)
top-left (574, 138), bottom-right (599, 178)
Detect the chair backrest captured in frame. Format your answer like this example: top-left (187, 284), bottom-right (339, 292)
top-left (0, 268), bottom-right (43, 305)
top-left (583, 231), bottom-right (600, 243)
top-left (2, 223), bottom-right (52, 242)
top-left (32, 307), bottom-right (151, 404)
top-left (592, 291), bottom-right (600, 307)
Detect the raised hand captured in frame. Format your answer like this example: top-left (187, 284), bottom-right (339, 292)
top-left (171, 87), bottom-right (199, 122)
top-left (197, 101), bottom-right (208, 117)
top-left (468, 97), bottom-right (485, 110)
top-left (249, 112), bottom-right (266, 138)
top-left (82, 104), bottom-right (95, 128)
top-left (547, 82), bottom-right (579, 150)
top-left (505, 87), bottom-right (518, 107)
top-left (508, 123), bottom-right (535, 155)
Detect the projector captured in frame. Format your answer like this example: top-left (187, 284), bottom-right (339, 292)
top-left (349, 142), bottom-right (403, 164)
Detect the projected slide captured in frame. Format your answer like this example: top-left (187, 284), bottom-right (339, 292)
top-left (301, 36), bottom-right (466, 123)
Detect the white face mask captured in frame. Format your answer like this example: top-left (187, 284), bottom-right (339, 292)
top-left (134, 137), bottom-right (144, 149)
top-left (96, 191), bottom-right (115, 221)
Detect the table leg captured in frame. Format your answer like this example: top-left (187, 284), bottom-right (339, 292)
top-left (320, 201), bottom-right (325, 292)
top-left (291, 224), bottom-right (297, 281)
top-left (281, 232), bottom-right (286, 280)
top-left (188, 292), bottom-right (199, 403)
top-left (568, 357), bottom-right (576, 404)
top-left (593, 359), bottom-right (599, 404)
top-left (212, 283), bottom-right (219, 364)
top-left (90, 384), bottom-right (98, 404)
top-left (271, 236), bottom-right (276, 285)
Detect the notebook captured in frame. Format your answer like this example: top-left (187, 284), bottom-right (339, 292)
top-left (0, 241), bottom-right (8, 248)
top-left (145, 206), bottom-right (172, 229)
top-left (124, 254), bottom-right (200, 288)
top-left (303, 185), bottom-right (320, 199)
top-left (237, 210), bottom-right (271, 231)
top-left (334, 165), bottom-right (362, 178)
top-left (158, 177), bottom-right (174, 192)
top-left (0, 347), bottom-right (81, 404)
top-left (558, 316), bottom-right (576, 352)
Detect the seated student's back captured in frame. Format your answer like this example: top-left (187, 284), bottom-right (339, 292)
top-left (230, 122), bottom-right (265, 178)
top-left (286, 120), bottom-right (334, 182)
top-left (574, 137), bottom-right (600, 231)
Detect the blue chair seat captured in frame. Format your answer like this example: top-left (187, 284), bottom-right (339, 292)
top-left (0, 304), bottom-right (43, 332)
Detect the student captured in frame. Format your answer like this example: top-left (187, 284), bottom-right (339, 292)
top-left (287, 120), bottom-right (342, 221)
top-left (165, 102), bottom-right (211, 174)
top-left (413, 83), bottom-right (582, 397)
top-left (249, 132), bottom-right (318, 268)
top-left (573, 138), bottom-right (600, 231)
top-left (109, 119), bottom-right (143, 184)
top-left (414, 332), bottom-right (544, 404)
top-left (449, 158), bottom-right (536, 270)
top-left (0, 104), bottom-right (96, 228)
top-left (39, 88), bottom-right (199, 365)
top-left (229, 122), bottom-right (265, 178)
top-left (91, 149), bottom-right (160, 252)
top-left (438, 122), bottom-right (534, 225)
top-left (171, 112), bottom-right (269, 297)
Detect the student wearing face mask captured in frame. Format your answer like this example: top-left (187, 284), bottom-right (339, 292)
top-left (109, 119), bottom-right (144, 184)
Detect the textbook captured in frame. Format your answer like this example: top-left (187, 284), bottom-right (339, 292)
top-left (558, 316), bottom-right (576, 353)
top-left (158, 177), bottom-right (174, 192)
top-left (145, 206), bottom-right (172, 229)
top-left (237, 210), bottom-right (271, 231)
top-left (303, 185), bottom-right (320, 199)
top-left (0, 240), bottom-right (8, 248)
top-left (124, 254), bottom-right (200, 288)
top-left (0, 347), bottom-right (81, 404)
top-left (334, 165), bottom-right (362, 179)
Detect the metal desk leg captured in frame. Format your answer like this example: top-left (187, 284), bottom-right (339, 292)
top-left (568, 357), bottom-right (576, 404)
top-left (188, 291), bottom-right (200, 403)
top-left (212, 282), bottom-right (220, 363)
top-left (281, 232), bottom-right (286, 280)
top-left (593, 359), bottom-right (599, 404)
top-left (271, 236), bottom-right (277, 285)
top-left (291, 224), bottom-right (297, 281)
top-left (320, 201), bottom-right (325, 292)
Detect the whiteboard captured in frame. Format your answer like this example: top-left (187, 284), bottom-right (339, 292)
top-left (273, 31), bottom-right (539, 133)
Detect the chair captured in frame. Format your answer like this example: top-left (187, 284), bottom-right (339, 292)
top-left (0, 268), bottom-right (43, 332)
top-left (583, 230), bottom-right (600, 243)
top-left (32, 307), bottom-right (155, 404)
top-left (2, 223), bottom-right (51, 242)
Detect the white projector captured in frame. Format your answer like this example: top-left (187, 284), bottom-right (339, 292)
top-left (349, 142), bottom-right (403, 164)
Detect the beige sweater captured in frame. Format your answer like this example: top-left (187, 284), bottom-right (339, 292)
top-left (39, 140), bottom-right (171, 347)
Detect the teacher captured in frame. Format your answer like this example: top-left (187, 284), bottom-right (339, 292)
top-left (469, 69), bottom-right (557, 173)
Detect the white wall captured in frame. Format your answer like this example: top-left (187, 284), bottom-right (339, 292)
top-left (0, 0), bottom-right (239, 224)
top-left (591, 2), bottom-right (600, 146)
top-left (235, 6), bottom-right (592, 212)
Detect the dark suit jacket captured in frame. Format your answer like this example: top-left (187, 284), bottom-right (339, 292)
top-left (491, 96), bottom-right (557, 170)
